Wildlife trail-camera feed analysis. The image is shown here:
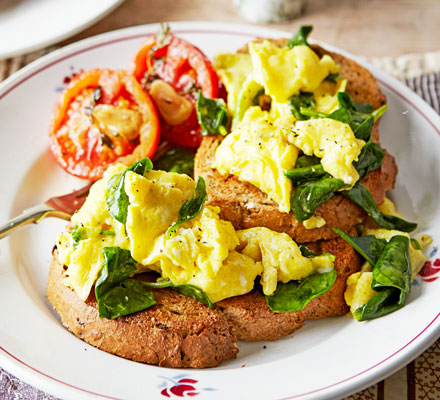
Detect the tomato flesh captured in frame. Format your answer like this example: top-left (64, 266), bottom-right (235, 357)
top-left (130, 34), bottom-right (220, 148)
top-left (49, 68), bottom-right (160, 181)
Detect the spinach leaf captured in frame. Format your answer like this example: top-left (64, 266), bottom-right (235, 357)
top-left (196, 90), bottom-right (229, 136)
top-left (106, 158), bottom-right (153, 224)
top-left (285, 164), bottom-right (325, 184)
top-left (334, 229), bottom-right (412, 321)
top-left (287, 25), bottom-right (313, 48)
top-left (288, 92), bottom-right (315, 121)
top-left (154, 147), bottom-right (195, 178)
top-left (294, 154), bottom-right (321, 168)
top-left (324, 72), bottom-right (340, 83)
top-left (300, 92), bottom-right (388, 141)
top-left (411, 238), bottom-right (422, 250)
top-left (97, 280), bottom-right (157, 320)
top-left (372, 235), bottom-right (411, 293)
top-left (291, 176), bottom-right (346, 221)
top-left (167, 177), bottom-right (207, 237)
top-left (299, 245), bottom-right (319, 258)
top-left (95, 247), bottom-right (157, 319)
top-left (141, 279), bottom-right (213, 308)
top-left (333, 228), bottom-right (388, 267)
top-left (71, 225), bottom-right (86, 248)
top-left (343, 182), bottom-right (417, 232)
top-left (353, 141), bottom-right (385, 180)
top-left (100, 230), bottom-right (116, 235)
top-left (265, 269), bottom-right (337, 312)
top-left (95, 247), bottom-right (137, 300)
top-left (353, 287), bottom-right (406, 321)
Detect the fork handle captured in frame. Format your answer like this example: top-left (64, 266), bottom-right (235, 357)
top-left (0, 204), bottom-right (71, 240)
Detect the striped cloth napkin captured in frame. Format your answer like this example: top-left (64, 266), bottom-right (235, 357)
top-left (0, 50), bottom-right (439, 400)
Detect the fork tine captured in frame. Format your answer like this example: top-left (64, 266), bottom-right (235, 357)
top-left (45, 183), bottom-right (92, 215)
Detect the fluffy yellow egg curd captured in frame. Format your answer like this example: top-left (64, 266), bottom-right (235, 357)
top-left (56, 165), bottom-right (335, 303)
top-left (213, 106), bottom-right (298, 213)
top-left (249, 41), bottom-right (339, 103)
top-left (288, 118), bottom-right (365, 186)
top-left (212, 39), bottom-right (362, 212)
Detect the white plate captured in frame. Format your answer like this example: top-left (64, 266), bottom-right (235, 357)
top-left (0, 0), bottom-right (124, 59)
top-left (0, 22), bottom-right (440, 400)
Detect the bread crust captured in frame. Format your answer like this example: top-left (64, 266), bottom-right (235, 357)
top-left (215, 235), bottom-right (361, 341)
top-left (47, 235), bottom-right (360, 363)
top-left (47, 251), bottom-right (239, 368)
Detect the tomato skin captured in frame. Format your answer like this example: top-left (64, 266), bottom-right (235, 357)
top-left (130, 34), bottom-right (220, 148)
top-left (49, 68), bottom-right (160, 181)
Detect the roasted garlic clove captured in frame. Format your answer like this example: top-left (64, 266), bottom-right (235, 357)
top-left (92, 104), bottom-right (143, 140)
top-left (150, 79), bottom-right (193, 125)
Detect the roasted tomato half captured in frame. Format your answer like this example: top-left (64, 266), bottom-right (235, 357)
top-left (49, 68), bottom-right (160, 181)
top-left (130, 32), bottom-right (220, 148)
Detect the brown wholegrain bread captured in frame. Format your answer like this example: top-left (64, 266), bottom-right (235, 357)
top-left (215, 234), bottom-right (361, 341)
top-left (47, 235), bottom-right (360, 366)
top-left (194, 41), bottom-right (396, 243)
top-left (195, 137), bottom-right (397, 243)
top-left (47, 250), bottom-right (239, 368)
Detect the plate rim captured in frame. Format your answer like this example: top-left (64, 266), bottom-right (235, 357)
top-left (0, 0), bottom-right (125, 59)
top-left (0, 21), bottom-right (440, 400)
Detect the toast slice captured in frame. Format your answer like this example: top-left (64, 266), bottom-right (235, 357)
top-left (47, 249), bottom-right (239, 368)
top-left (194, 42), bottom-right (397, 243)
top-left (215, 234), bottom-right (360, 341)
top-left (47, 235), bottom-right (360, 367)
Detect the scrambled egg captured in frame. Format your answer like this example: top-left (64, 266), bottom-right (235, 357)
top-left (57, 164), bottom-right (128, 301)
top-left (213, 106), bottom-right (299, 212)
top-left (57, 166), bottom-right (335, 303)
top-left (288, 118), bottom-right (365, 186)
top-left (212, 39), bottom-right (358, 211)
top-left (238, 227), bottom-right (334, 295)
top-left (249, 41), bottom-right (339, 103)
top-left (213, 52), bottom-right (253, 111)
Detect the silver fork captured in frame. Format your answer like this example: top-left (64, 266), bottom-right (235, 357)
top-left (0, 183), bottom-right (92, 240)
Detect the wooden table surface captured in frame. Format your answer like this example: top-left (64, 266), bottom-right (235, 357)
top-left (62, 0), bottom-right (440, 58)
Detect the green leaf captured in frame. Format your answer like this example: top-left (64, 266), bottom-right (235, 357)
top-left (266, 269), bottom-right (337, 312)
top-left (353, 288), bottom-right (406, 321)
top-left (97, 279), bottom-right (157, 320)
top-left (140, 279), bottom-right (213, 308)
top-left (294, 155), bottom-right (321, 168)
top-left (95, 247), bottom-right (137, 300)
top-left (291, 176), bottom-right (346, 221)
top-left (334, 229), bottom-right (411, 322)
top-left (324, 72), bottom-right (340, 83)
top-left (196, 90), bottom-right (229, 136)
top-left (353, 141), bottom-right (385, 180)
top-left (94, 247), bottom-right (158, 320)
top-left (372, 235), bottom-right (411, 293)
top-left (285, 164), bottom-right (326, 184)
top-left (167, 177), bottom-right (207, 237)
top-left (343, 183), bottom-right (417, 232)
top-left (333, 228), bottom-right (388, 267)
top-left (299, 245), bottom-right (318, 258)
top-left (300, 92), bottom-right (388, 141)
top-left (105, 158), bottom-right (153, 224)
top-left (288, 91), bottom-right (316, 121)
top-left (71, 225), bottom-right (86, 248)
top-left (100, 230), bottom-right (116, 235)
top-left (411, 238), bottom-right (422, 250)
top-left (287, 25), bottom-right (313, 48)
top-left (154, 147), bottom-right (195, 178)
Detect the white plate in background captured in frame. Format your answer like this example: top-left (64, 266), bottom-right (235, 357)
top-left (0, 0), bottom-right (124, 59)
top-left (0, 22), bottom-right (439, 400)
